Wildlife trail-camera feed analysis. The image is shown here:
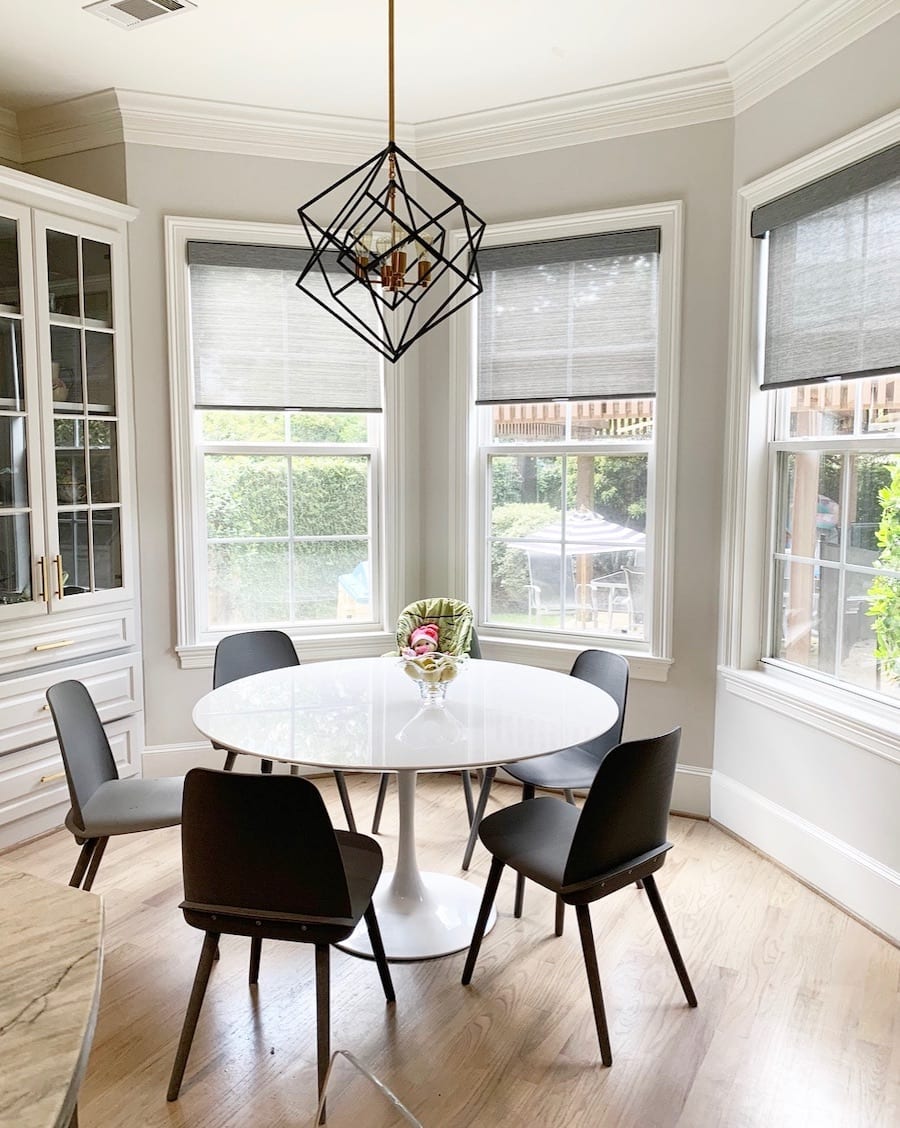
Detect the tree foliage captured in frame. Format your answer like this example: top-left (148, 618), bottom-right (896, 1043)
top-left (867, 456), bottom-right (900, 678)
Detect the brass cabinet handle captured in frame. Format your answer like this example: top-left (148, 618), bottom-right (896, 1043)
top-left (54, 555), bottom-right (64, 599)
top-left (33, 639), bottom-right (75, 652)
top-left (37, 556), bottom-right (49, 603)
top-left (39, 770), bottom-right (66, 784)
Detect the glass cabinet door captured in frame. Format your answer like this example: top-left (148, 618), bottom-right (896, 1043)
top-left (46, 227), bottom-right (123, 597)
top-left (0, 212), bottom-right (41, 611)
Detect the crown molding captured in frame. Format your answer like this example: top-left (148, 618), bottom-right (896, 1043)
top-left (0, 106), bottom-right (21, 164)
top-left (729, 0), bottom-right (899, 115)
top-left (417, 66), bottom-right (733, 169)
top-left (9, 0), bottom-right (900, 169)
top-left (17, 88), bottom-right (411, 166)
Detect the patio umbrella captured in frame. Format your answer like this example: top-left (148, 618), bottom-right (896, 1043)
top-left (508, 507), bottom-right (645, 557)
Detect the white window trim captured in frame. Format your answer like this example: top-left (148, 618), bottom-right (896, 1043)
top-left (164, 215), bottom-right (410, 667)
top-left (720, 107), bottom-right (900, 745)
top-left (448, 202), bottom-right (683, 680)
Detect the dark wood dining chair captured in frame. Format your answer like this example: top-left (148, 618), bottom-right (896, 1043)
top-left (167, 768), bottom-right (394, 1108)
top-left (46, 680), bottom-right (183, 891)
top-left (461, 728), bottom-right (696, 1066)
top-left (462, 649), bottom-right (629, 884)
top-left (214, 629), bottom-right (357, 831)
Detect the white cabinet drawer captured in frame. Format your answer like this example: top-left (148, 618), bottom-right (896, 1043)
top-left (0, 714), bottom-right (142, 849)
top-left (0, 607), bottom-right (137, 679)
top-left (0, 654), bottom-right (142, 756)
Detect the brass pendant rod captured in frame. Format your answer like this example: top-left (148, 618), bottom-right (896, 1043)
top-left (388, 0), bottom-right (395, 145)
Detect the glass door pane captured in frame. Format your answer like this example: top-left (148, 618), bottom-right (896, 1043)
top-left (0, 210), bottom-right (40, 615)
top-left (47, 227), bottom-right (123, 597)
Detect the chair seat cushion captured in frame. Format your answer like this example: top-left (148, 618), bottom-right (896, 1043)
top-left (69, 776), bottom-right (184, 837)
top-left (504, 743), bottom-right (604, 791)
top-left (478, 797), bottom-right (579, 893)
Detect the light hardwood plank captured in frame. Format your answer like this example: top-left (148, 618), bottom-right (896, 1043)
top-left (2, 774), bottom-right (898, 1127)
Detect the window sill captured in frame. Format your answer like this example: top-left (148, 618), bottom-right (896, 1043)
top-left (479, 634), bottom-right (672, 682)
top-left (719, 664), bottom-right (900, 766)
top-left (176, 630), bottom-right (396, 670)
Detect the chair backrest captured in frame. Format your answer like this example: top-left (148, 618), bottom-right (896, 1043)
top-left (180, 769), bottom-right (354, 924)
top-left (213, 629), bottom-right (299, 688)
top-left (395, 598), bottom-right (477, 657)
top-left (46, 680), bottom-right (118, 833)
top-left (563, 728), bottom-right (681, 887)
top-left (570, 649), bottom-right (629, 760)
top-left (623, 567), bottom-right (645, 614)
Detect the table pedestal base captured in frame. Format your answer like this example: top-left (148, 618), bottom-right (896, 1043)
top-left (338, 870), bottom-right (496, 962)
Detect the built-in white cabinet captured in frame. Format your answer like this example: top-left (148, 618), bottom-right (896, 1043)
top-left (0, 166), bottom-right (141, 848)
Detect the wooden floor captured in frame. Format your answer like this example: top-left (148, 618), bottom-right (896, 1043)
top-left (3, 773), bottom-right (899, 1128)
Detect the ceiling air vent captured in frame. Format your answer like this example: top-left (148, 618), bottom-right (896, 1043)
top-left (84, 0), bottom-right (197, 30)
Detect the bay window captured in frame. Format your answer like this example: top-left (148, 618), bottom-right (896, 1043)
top-left (456, 205), bottom-right (682, 658)
top-left (167, 222), bottom-right (386, 655)
top-left (745, 135), bottom-right (900, 702)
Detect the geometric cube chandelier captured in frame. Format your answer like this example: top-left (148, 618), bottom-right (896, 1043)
top-left (296, 0), bottom-right (485, 364)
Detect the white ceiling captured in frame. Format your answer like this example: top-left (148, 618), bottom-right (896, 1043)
top-left (3, 0), bottom-right (826, 124)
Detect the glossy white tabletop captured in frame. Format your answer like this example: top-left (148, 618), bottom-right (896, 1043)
top-left (192, 656), bottom-right (618, 773)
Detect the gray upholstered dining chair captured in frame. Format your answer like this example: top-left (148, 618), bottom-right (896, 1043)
top-left (462, 728), bottom-right (696, 1066)
top-left (213, 629), bottom-right (357, 832)
top-left (46, 679), bottom-right (183, 892)
top-left (167, 768), bottom-right (394, 1108)
top-left (462, 649), bottom-right (629, 889)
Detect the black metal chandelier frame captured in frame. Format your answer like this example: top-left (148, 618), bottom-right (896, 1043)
top-left (296, 1), bottom-right (485, 363)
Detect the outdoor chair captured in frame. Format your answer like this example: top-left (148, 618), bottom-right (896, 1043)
top-left (624, 567), bottom-right (645, 634)
top-left (371, 598), bottom-right (481, 834)
top-left (167, 769), bottom-right (394, 1107)
top-left (462, 649), bottom-right (629, 893)
top-left (46, 679), bottom-right (183, 892)
top-left (461, 729), bottom-right (696, 1065)
top-left (214, 629), bottom-right (357, 832)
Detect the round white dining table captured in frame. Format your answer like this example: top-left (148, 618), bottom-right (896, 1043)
top-left (192, 656), bottom-right (618, 961)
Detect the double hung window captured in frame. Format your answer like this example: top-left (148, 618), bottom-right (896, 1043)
top-left (468, 208), bottom-right (680, 655)
top-left (170, 229), bottom-right (384, 649)
top-left (754, 144), bottom-right (900, 699)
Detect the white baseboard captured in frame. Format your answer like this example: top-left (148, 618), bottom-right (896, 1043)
top-left (142, 745), bottom-right (710, 816)
top-left (711, 772), bottom-right (900, 944)
top-left (142, 741), bottom-right (319, 777)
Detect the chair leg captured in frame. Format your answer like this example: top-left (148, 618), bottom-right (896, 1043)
top-left (363, 904), bottom-right (395, 1003)
top-left (513, 784), bottom-right (536, 917)
top-left (371, 773), bottom-right (390, 834)
top-left (564, 788), bottom-right (577, 805)
top-left (167, 931), bottom-right (220, 1101)
top-left (222, 750), bottom-right (237, 771)
top-left (315, 945), bottom-right (330, 1122)
top-left (461, 770), bottom-right (475, 825)
top-left (555, 895), bottom-right (565, 937)
top-left (81, 837), bottom-right (109, 893)
top-left (333, 771), bottom-right (357, 833)
top-left (249, 937), bottom-right (262, 985)
top-left (575, 904), bottom-right (612, 1066)
top-left (642, 874), bottom-right (697, 1007)
top-left (462, 766), bottom-right (496, 871)
top-left (69, 839), bottom-right (98, 889)
top-left (461, 856), bottom-right (505, 985)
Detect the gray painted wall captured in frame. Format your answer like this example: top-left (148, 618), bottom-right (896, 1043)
top-left (713, 16), bottom-right (900, 938)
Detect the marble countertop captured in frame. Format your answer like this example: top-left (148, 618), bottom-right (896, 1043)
top-left (0, 863), bottom-right (103, 1128)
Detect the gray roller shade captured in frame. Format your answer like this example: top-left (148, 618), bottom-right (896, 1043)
top-left (476, 228), bottom-right (660, 405)
top-left (187, 241), bottom-right (382, 411)
top-left (751, 148), bottom-right (900, 391)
